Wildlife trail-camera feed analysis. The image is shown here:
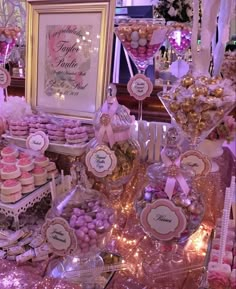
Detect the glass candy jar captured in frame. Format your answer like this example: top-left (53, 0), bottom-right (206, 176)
top-left (44, 185), bottom-right (115, 287)
top-left (86, 84), bottom-right (140, 198)
top-left (136, 161), bottom-right (205, 245)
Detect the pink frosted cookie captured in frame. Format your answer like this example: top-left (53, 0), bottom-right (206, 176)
top-left (46, 124), bottom-right (65, 132)
top-left (19, 152), bottom-right (32, 159)
top-left (66, 136), bottom-right (88, 144)
top-left (0, 163), bottom-right (4, 174)
top-left (212, 238), bottom-right (234, 251)
top-left (210, 249), bottom-right (233, 265)
top-left (63, 119), bottom-right (81, 128)
top-left (17, 158), bottom-right (34, 172)
top-left (233, 257), bottom-right (236, 269)
top-left (29, 128), bottom-right (47, 133)
top-left (22, 183), bottom-right (35, 194)
top-left (1, 191), bottom-right (22, 203)
top-left (65, 126), bottom-right (87, 134)
top-left (9, 120), bottom-right (28, 127)
top-left (1, 156), bottom-right (17, 165)
top-left (215, 227), bottom-right (235, 241)
top-left (10, 129), bottom-right (28, 137)
top-left (37, 116), bottom-right (50, 124)
top-left (47, 130), bottom-right (65, 137)
top-left (46, 162), bottom-right (58, 179)
top-left (48, 135), bottom-right (66, 143)
top-left (32, 167), bottom-right (47, 186)
top-left (65, 132), bottom-right (87, 140)
top-left (1, 179), bottom-right (22, 195)
top-left (47, 169), bottom-right (59, 180)
top-left (34, 156), bottom-right (49, 168)
top-left (19, 172), bottom-right (34, 186)
top-left (207, 262), bottom-right (231, 289)
top-left (46, 162), bottom-right (57, 172)
top-left (1, 165), bottom-right (21, 180)
top-left (216, 218), bottom-right (236, 230)
top-left (1, 146), bottom-right (19, 158)
top-left (9, 125), bottom-right (29, 131)
top-left (230, 269), bottom-right (236, 288)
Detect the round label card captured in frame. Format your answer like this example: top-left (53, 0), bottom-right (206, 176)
top-left (180, 150), bottom-right (211, 176)
top-left (0, 67), bottom-right (11, 88)
top-left (85, 145), bottom-right (117, 178)
top-left (26, 131), bottom-right (49, 153)
top-left (140, 199), bottom-right (187, 241)
top-left (42, 217), bottom-right (77, 256)
top-left (127, 73), bottom-right (153, 101)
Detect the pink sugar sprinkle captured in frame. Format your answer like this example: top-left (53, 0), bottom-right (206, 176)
top-left (32, 167), bottom-right (45, 174)
top-left (19, 152), bottom-right (30, 159)
top-left (21, 172), bottom-right (32, 178)
top-left (3, 179), bottom-right (19, 187)
top-left (3, 156), bottom-right (16, 163)
top-left (35, 156), bottom-right (47, 161)
top-left (18, 158), bottom-right (31, 165)
top-left (2, 147), bottom-right (14, 154)
top-left (2, 165), bottom-right (17, 172)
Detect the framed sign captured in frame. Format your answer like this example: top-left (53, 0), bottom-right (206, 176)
top-left (26, 0), bottom-right (115, 121)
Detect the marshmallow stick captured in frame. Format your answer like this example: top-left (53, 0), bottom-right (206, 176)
top-left (51, 173), bottom-right (56, 195)
top-left (50, 181), bottom-right (56, 202)
top-left (218, 189), bottom-right (232, 264)
top-left (230, 176), bottom-right (236, 220)
top-left (61, 170), bottom-right (65, 193)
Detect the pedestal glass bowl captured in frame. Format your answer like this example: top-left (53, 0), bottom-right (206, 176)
top-left (158, 76), bottom-right (236, 148)
top-left (114, 17), bottom-right (168, 74)
top-left (114, 17), bottom-right (169, 119)
top-left (46, 185), bottom-right (115, 288)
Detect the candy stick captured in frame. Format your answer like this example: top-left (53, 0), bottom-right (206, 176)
top-left (61, 170), bottom-right (65, 193)
top-left (230, 176), bottom-right (236, 220)
top-left (218, 189), bottom-right (232, 264)
top-left (51, 173), bottom-right (56, 195)
top-left (50, 181), bottom-right (56, 202)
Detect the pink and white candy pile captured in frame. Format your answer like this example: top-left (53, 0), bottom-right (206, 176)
top-left (0, 145), bottom-right (58, 203)
top-left (68, 200), bottom-right (115, 256)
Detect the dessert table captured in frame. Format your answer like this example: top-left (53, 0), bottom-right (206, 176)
top-left (0, 147), bottom-right (234, 289)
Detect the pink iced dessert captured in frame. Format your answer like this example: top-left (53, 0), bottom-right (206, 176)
top-left (215, 227), bottom-right (235, 241)
top-left (1, 156), bottom-right (17, 165)
top-left (19, 171), bottom-right (34, 186)
top-left (0, 146), bottom-right (19, 158)
top-left (32, 166), bottom-right (47, 186)
top-left (1, 165), bottom-right (21, 180)
top-left (207, 262), bottom-right (231, 289)
top-left (34, 155), bottom-right (49, 168)
top-left (17, 158), bottom-right (34, 172)
top-left (1, 179), bottom-right (22, 195)
top-left (210, 249), bottom-right (233, 265)
top-left (230, 269), bottom-right (236, 289)
top-left (212, 238), bottom-right (234, 252)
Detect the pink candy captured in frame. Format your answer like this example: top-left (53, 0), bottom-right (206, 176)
top-left (69, 201), bottom-right (114, 255)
